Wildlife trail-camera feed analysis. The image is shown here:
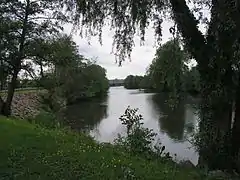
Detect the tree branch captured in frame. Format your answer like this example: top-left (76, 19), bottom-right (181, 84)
top-left (169, 0), bottom-right (207, 63)
top-left (21, 65), bottom-right (37, 80)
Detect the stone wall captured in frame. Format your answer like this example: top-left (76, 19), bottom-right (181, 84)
top-left (2, 91), bottom-right (41, 119)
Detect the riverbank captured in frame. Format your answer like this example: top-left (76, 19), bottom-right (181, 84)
top-left (0, 116), bottom-right (206, 180)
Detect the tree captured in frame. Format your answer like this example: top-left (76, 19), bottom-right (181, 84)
top-left (0, 0), bottom-right (68, 115)
top-left (139, 75), bottom-right (154, 90)
top-left (148, 40), bottom-right (188, 93)
top-left (35, 35), bottom-right (109, 105)
top-left (147, 39), bottom-right (200, 94)
top-left (35, 35), bottom-right (87, 110)
top-left (124, 75), bottom-right (143, 89)
top-left (61, 61), bottom-right (109, 104)
top-left (183, 66), bottom-right (200, 94)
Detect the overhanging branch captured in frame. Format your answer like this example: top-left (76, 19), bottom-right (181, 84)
top-left (169, 0), bottom-right (207, 62)
top-left (21, 65), bottom-right (37, 80)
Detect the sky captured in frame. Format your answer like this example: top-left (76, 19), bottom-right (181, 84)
top-left (63, 5), bottom-right (209, 80)
top-left (64, 20), bottom-right (175, 80)
top-left (17, 1), bottom-right (209, 80)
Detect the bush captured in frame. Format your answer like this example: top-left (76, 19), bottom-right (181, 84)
top-left (191, 117), bottom-right (233, 170)
top-left (114, 107), bottom-right (171, 160)
top-left (39, 90), bottom-right (66, 113)
top-left (33, 110), bottom-right (59, 129)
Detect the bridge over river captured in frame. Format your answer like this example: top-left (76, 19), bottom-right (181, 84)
top-left (108, 79), bottom-right (124, 87)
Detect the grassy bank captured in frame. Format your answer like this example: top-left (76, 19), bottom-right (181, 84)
top-left (0, 117), bottom-right (206, 180)
top-left (0, 87), bottom-right (42, 94)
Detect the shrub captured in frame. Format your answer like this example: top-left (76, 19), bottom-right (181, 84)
top-left (114, 106), bottom-right (171, 160)
top-left (192, 119), bottom-right (233, 170)
top-left (33, 110), bottom-right (60, 129)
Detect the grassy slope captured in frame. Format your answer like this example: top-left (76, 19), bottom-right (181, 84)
top-left (0, 88), bottom-right (43, 95)
top-left (0, 117), bottom-right (203, 180)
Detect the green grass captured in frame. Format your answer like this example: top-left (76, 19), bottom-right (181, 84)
top-left (0, 117), bottom-right (205, 180)
top-left (0, 87), bottom-right (44, 95)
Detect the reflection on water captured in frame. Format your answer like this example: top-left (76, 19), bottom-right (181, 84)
top-left (62, 97), bottom-right (108, 132)
top-left (151, 94), bottom-right (186, 141)
top-left (62, 87), bottom-right (200, 164)
top-left (151, 94), bottom-right (199, 142)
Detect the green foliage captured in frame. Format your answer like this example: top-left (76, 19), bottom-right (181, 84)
top-left (62, 63), bottom-right (109, 104)
top-left (114, 107), bottom-right (171, 161)
top-left (12, 78), bottom-right (40, 89)
top-left (148, 40), bottom-right (187, 93)
top-left (139, 75), bottom-right (154, 90)
top-left (37, 35), bottom-right (109, 106)
top-left (0, 0), bottom-right (68, 73)
top-left (33, 110), bottom-right (59, 129)
top-left (124, 75), bottom-right (154, 90)
top-left (66, 0), bottom-right (167, 64)
top-left (124, 75), bottom-right (143, 89)
top-left (183, 66), bottom-right (200, 94)
top-left (115, 107), bottom-right (156, 154)
top-left (146, 40), bottom-right (200, 95)
top-left (39, 90), bottom-right (66, 113)
top-left (192, 123), bottom-right (233, 170)
top-left (0, 117), bottom-right (203, 180)
top-left (0, 0), bottom-right (70, 115)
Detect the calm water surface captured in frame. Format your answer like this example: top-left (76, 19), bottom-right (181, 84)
top-left (63, 87), bottom-right (200, 165)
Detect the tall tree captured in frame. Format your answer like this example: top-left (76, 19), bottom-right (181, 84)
top-left (35, 35), bottom-right (109, 105)
top-left (0, 0), bottom-right (67, 115)
top-left (148, 40), bottom-right (188, 93)
top-left (183, 66), bottom-right (200, 94)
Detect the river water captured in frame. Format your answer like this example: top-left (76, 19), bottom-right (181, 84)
top-left (63, 86), bottom-right (200, 165)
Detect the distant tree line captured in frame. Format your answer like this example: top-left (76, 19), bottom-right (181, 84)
top-left (124, 40), bottom-right (200, 95)
top-left (124, 75), bottom-right (145, 89)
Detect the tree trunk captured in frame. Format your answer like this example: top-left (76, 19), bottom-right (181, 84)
top-left (0, 95), bottom-right (5, 114)
top-left (1, 0), bottom-right (30, 116)
top-left (196, 54), bottom-right (234, 169)
top-left (2, 70), bottom-right (19, 116)
top-left (231, 78), bottom-right (240, 171)
top-left (231, 0), bottom-right (240, 164)
top-left (169, 0), bottom-right (206, 63)
top-left (40, 61), bottom-right (44, 79)
top-left (0, 81), bottom-right (2, 91)
top-left (169, 0), bottom-right (239, 170)
top-left (198, 94), bottom-right (233, 169)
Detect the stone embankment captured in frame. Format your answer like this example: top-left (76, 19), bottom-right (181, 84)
top-left (1, 91), bottom-right (41, 119)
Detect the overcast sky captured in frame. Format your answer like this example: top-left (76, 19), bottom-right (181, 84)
top-left (64, 20), bottom-right (175, 80)
top-left (64, 13), bottom-right (208, 80)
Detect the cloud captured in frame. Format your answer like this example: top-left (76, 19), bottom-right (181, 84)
top-left (63, 21), bottom-right (174, 79)
top-left (64, 10), bottom-right (208, 79)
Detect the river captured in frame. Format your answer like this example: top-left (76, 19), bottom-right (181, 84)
top-left (62, 86), bottom-right (200, 165)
